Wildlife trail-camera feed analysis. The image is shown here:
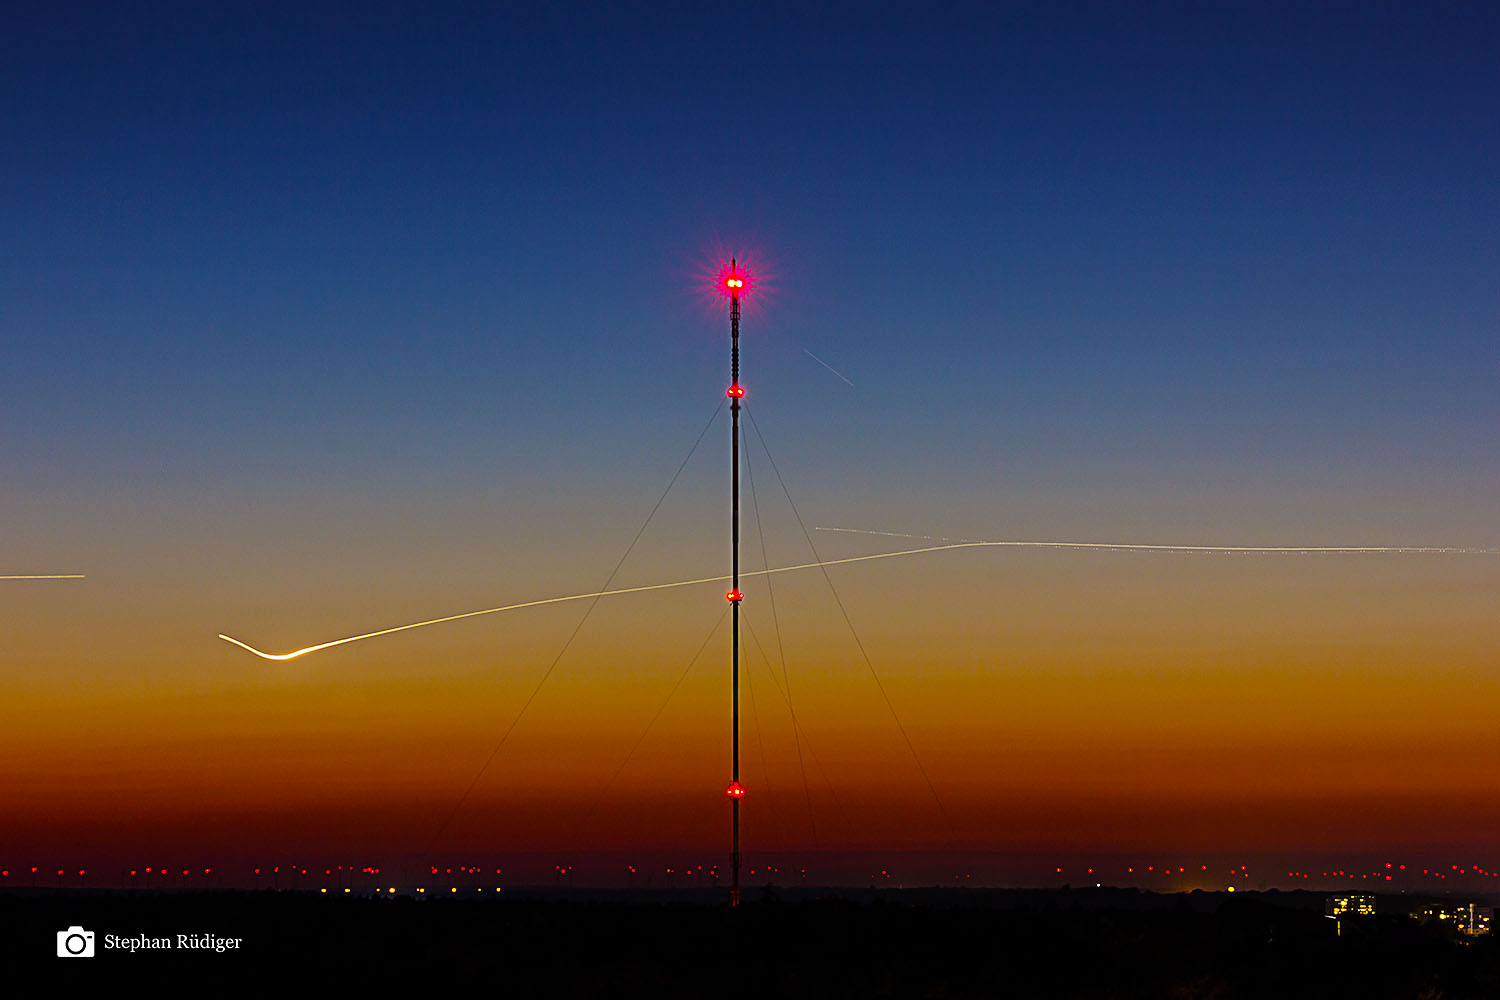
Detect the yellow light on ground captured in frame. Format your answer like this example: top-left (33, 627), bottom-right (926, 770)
top-left (1227, 885), bottom-right (1236, 892)
top-left (343, 888), bottom-right (350, 893)
top-left (319, 888), bottom-right (326, 893)
top-left (388, 888), bottom-right (395, 893)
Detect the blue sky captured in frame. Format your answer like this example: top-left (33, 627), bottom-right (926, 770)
top-left (3, 1), bottom-right (1496, 623)
top-left (6, 4), bottom-right (1495, 518)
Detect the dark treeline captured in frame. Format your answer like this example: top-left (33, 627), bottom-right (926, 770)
top-left (7, 888), bottom-right (1497, 996)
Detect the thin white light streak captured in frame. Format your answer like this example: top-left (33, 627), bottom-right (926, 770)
top-left (219, 530), bottom-right (1494, 661)
top-left (1, 574), bottom-right (85, 580)
top-left (219, 576), bottom-right (738, 661)
top-left (801, 347), bottom-right (854, 387)
top-left (814, 526), bottom-right (1498, 555)
top-left (220, 551), bottom-right (951, 661)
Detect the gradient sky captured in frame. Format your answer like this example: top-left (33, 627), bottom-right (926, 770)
top-left (3, 2), bottom-right (1497, 883)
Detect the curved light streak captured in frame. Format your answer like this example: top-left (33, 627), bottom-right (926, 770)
top-left (220, 532), bottom-right (1495, 661)
top-left (1, 574), bottom-right (85, 580)
top-left (221, 551), bottom-right (946, 661)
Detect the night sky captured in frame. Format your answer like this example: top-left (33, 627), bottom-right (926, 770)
top-left (3, 2), bottom-right (1497, 884)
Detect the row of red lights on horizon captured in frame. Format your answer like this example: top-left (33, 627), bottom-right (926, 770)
top-left (1052, 862), bottom-right (1499, 879)
top-left (2, 863), bottom-right (787, 877)
top-left (1285, 865), bottom-right (1497, 880)
top-left (629, 865), bottom-right (803, 876)
top-left (0, 866), bottom-right (498, 879)
top-left (1058, 865), bottom-right (1251, 877)
top-left (0, 868), bottom-right (213, 877)
top-left (7, 863), bottom-right (1495, 882)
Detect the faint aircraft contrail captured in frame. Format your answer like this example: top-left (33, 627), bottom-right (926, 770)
top-left (218, 528), bottom-right (1493, 661)
top-left (1, 574), bottom-right (85, 580)
top-left (802, 347), bottom-right (854, 387)
top-left (814, 526), bottom-right (1497, 555)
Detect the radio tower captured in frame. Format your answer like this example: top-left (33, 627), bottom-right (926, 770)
top-left (723, 259), bottom-right (748, 908)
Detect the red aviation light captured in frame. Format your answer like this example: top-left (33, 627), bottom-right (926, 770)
top-left (725, 781), bottom-right (746, 799)
top-left (726, 589), bottom-right (743, 602)
top-left (713, 257), bottom-right (758, 301)
top-left (727, 384), bottom-right (744, 398)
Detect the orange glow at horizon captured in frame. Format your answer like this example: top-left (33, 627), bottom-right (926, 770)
top-left (7, 498), bottom-right (1497, 866)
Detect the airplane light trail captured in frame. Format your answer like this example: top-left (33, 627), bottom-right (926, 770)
top-left (1, 574), bottom-right (85, 580)
top-left (218, 532), bottom-right (1493, 661)
top-left (220, 553), bottom-right (945, 661)
top-left (802, 347), bottom-right (855, 387)
top-left (814, 526), bottom-right (1499, 556)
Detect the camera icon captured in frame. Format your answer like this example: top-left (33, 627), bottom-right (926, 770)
top-left (57, 926), bottom-right (95, 958)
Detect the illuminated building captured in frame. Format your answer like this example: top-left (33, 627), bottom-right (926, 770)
top-left (1326, 894), bottom-right (1376, 917)
top-left (1417, 904), bottom-right (1493, 936)
top-left (1325, 894), bottom-right (1375, 936)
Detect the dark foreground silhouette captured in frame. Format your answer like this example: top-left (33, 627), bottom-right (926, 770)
top-left (6, 887), bottom-right (1497, 997)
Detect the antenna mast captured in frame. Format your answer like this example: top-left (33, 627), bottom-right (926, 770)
top-left (724, 258), bottom-right (747, 907)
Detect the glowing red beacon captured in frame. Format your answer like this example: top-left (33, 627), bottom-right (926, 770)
top-left (717, 257), bottom-right (752, 301)
top-left (725, 781), bottom-right (746, 799)
top-left (725, 589), bottom-right (743, 602)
